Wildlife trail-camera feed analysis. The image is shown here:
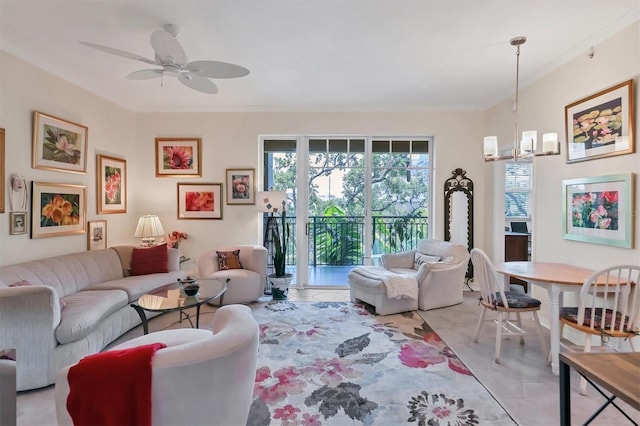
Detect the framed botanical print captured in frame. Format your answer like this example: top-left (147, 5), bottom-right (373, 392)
top-left (177, 183), bottom-right (223, 220)
top-left (31, 182), bottom-right (86, 238)
top-left (97, 154), bottom-right (126, 214)
top-left (155, 137), bottom-right (202, 177)
top-left (226, 168), bottom-right (255, 205)
top-left (87, 220), bottom-right (107, 250)
top-left (0, 128), bottom-right (4, 213)
top-left (32, 111), bottom-right (88, 173)
top-left (565, 79), bottom-right (635, 163)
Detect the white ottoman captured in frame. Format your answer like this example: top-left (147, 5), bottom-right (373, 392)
top-left (347, 267), bottom-right (418, 315)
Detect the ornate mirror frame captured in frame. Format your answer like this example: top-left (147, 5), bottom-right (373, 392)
top-left (444, 168), bottom-right (474, 279)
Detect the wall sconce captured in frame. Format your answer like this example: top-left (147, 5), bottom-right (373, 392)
top-left (134, 214), bottom-right (165, 246)
top-left (483, 36), bottom-right (561, 162)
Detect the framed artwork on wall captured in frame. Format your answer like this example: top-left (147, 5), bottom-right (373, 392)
top-left (0, 128), bottom-right (4, 213)
top-left (226, 168), bottom-right (255, 205)
top-left (562, 173), bottom-right (635, 248)
top-left (565, 79), bottom-right (635, 163)
top-left (31, 182), bottom-right (86, 239)
top-left (155, 137), bottom-right (202, 177)
top-left (32, 111), bottom-right (88, 173)
top-left (97, 154), bottom-right (126, 214)
top-left (87, 220), bottom-right (107, 250)
top-left (177, 183), bottom-right (223, 220)
top-left (9, 211), bottom-right (27, 235)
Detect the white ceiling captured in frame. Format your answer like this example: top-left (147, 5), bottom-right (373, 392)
top-left (1, 1), bottom-right (638, 112)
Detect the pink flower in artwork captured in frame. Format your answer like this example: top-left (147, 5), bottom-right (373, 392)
top-left (302, 413), bottom-right (322, 426)
top-left (273, 404), bottom-right (300, 421)
top-left (399, 332), bottom-right (472, 376)
top-left (164, 146), bottom-right (192, 169)
top-left (598, 218), bottom-right (612, 229)
top-left (254, 366), bottom-right (306, 404)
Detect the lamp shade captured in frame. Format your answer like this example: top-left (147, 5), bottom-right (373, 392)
top-left (256, 191), bottom-right (287, 213)
top-left (134, 215), bottom-right (165, 238)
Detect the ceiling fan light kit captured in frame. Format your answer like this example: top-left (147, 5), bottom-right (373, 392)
top-left (80, 24), bottom-right (249, 94)
top-left (482, 36), bottom-right (560, 162)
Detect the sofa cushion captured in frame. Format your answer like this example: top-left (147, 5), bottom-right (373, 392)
top-left (88, 271), bottom-right (186, 302)
top-left (216, 250), bottom-right (243, 270)
top-left (414, 253), bottom-right (440, 268)
top-left (131, 244), bottom-right (169, 276)
top-left (388, 268), bottom-right (418, 276)
top-left (9, 279), bottom-right (66, 311)
top-left (55, 289), bottom-right (129, 345)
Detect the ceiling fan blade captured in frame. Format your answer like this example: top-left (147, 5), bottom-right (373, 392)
top-left (150, 29), bottom-right (187, 66)
top-left (178, 72), bottom-right (218, 94)
top-left (186, 60), bottom-right (250, 79)
top-left (79, 41), bottom-right (156, 65)
top-left (127, 69), bottom-right (163, 80)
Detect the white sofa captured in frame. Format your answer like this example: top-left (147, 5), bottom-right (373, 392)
top-left (55, 304), bottom-right (259, 426)
top-left (0, 246), bottom-right (185, 391)
top-left (198, 245), bottom-right (267, 305)
top-left (348, 238), bottom-right (470, 315)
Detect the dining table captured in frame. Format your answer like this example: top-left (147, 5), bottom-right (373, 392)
top-left (493, 261), bottom-right (597, 376)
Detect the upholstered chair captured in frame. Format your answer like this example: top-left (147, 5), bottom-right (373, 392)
top-left (55, 304), bottom-right (260, 426)
top-left (198, 245), bottom-right (267, 305)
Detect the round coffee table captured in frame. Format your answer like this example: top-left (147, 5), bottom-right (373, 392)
top-left (130, 278), bottom-right (229, 334)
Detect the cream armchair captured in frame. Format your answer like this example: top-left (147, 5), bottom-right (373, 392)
top-left (381, 238), bottom-right (470, 311)
top-left (198, 245), bottom-right (267, 305)
top-left (56, 304), bottom-right (260, 426)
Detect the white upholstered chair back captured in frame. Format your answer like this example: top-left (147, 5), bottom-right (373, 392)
top-left (56, 304), bottom-right (259, 426)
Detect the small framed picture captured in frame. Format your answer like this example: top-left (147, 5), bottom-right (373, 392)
top-left (87, 220), bottom-right (107, 250)
top-left (31, 182), bottom-right (87, 239)
top-left (226, 168), bottom-right (255, 205)
top-left (32, 111), bottom-right (88, 174)
top-left (10, 211), bottom-right (28, 235)
top-left (565, 79), bottom-right (635, 163)
top-left (177, 183), bottom-right (223, 220)
top-left (155, 137), bottom-right (202, 177)
top-left (97, 154), bottom-right (127, 214)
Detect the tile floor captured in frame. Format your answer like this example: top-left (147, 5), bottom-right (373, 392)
top-left (15, 288), bottom-right (639, 425)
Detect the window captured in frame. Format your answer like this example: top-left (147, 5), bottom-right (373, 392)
top-left (505, 161), bottom-right (532, 219)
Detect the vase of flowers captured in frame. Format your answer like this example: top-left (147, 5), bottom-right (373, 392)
top-left (166, 231), bottom-right (188, 249)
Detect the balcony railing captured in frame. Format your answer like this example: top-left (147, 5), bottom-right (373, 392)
top-left (263, 215), bottom-right (428, 267)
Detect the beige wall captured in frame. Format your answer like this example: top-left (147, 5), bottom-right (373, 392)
top-left (0, 51), bottom-right (485, 269)
top-left (484, 21), bottom-right (640, 328)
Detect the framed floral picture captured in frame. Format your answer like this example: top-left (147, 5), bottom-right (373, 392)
top-left (155, 137), bottom-right (202, 177)
top-left (32, 111), bottom-right (88, 173)
top-left (177, 183), bottom-right (223, 220)
top-left (96, 154), bottom-right (126, 214)
top-left (10, 211), bottom-right (27, 235)
top-left (226, 168), bottom-right (255, 205)
top-left (565, 79), bottom-right (635, 163)
top-left (562, 173), bottom-right (635, 248)
top-left (31, 182), bottom-right (86, 239)
top-left (0, 128), bottom-right (4, 214)
top-left (87, 220), bottom-right (107, 250)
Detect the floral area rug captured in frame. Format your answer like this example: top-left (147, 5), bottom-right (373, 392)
top-left (247, 301), bottom-right (515, 425)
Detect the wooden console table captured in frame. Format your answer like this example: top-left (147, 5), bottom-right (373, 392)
top-left (559, 352), bottom-right (640, 425)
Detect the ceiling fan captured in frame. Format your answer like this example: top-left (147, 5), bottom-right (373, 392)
top-left (79, 24), bottom-right (249, 94)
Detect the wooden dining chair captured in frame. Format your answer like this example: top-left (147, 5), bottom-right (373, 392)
top-left (471, 248), bottom-right (548, 363)
top-left (559, 264), bottom-right (640, 394)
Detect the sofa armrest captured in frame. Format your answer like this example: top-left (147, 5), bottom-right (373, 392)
top-left (0, 286), bottom-right (60, 390)
top-left (381, 250), bottom-right (416, 269)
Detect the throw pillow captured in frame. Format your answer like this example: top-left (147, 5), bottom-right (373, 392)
top-left (414, 253), bottom-right (441, 269)
top-left (216, 250), bottom-right (243, 270)
top-left (492, 291), bottom-right (541, 309)
top-left (131, 244), bottom-right (169, 276)
top-left (9, 280), bottom-right (66, 311)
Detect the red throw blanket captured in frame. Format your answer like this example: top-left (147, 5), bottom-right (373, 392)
top-left (67, 342), bottom-right (166, 426)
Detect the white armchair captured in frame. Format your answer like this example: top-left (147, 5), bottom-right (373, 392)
top-left (56, 304), bottom-right (259, 426)
top-left (198, 245), bottom-right (267, 305)
top-left (382, 238), bottom-right (470, 311)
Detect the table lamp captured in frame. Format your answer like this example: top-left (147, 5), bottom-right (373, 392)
top-left (134, 214), bottom-right (165, 247)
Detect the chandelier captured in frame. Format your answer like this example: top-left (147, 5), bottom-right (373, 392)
top-left (483, 36), bottom-right (561, 161)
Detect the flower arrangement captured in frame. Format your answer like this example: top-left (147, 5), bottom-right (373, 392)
top-left (571, 191), bottom-right (618, 230)
top-left (166, 231), bottom-right (188, 249)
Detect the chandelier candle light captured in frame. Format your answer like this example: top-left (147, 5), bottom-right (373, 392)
top-left (134, 214), bottom-right (165, 247)
top-left (483, 36), bottom-right (560, 161)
